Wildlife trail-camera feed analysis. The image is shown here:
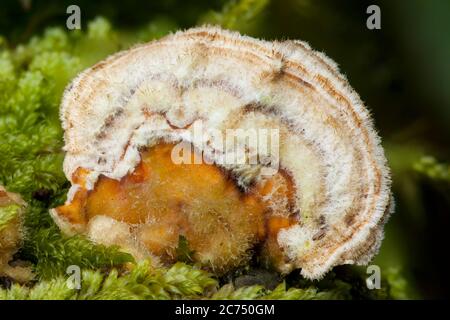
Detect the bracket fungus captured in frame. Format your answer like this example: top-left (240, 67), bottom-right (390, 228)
top-left (51, 27), bottom-right (392, 279)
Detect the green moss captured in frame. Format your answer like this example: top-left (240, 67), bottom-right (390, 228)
top-left (0, 261), bottom-right (216, 300)
top-left (0, 204), bottom-right (20, 232)
top-left (0, 0), bottom-right (429, 299)
top-left (414, 156), bottom-right (450, 182)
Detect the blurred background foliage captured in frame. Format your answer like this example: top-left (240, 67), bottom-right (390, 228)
top-left (0, 0), bottom-right (449, 299)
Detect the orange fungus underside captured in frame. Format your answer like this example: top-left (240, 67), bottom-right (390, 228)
top-left (55, 143), bottom-right (298, 271)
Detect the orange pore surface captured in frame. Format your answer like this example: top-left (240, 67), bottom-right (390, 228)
top-left (55, 143), bottom-right (297, 271)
